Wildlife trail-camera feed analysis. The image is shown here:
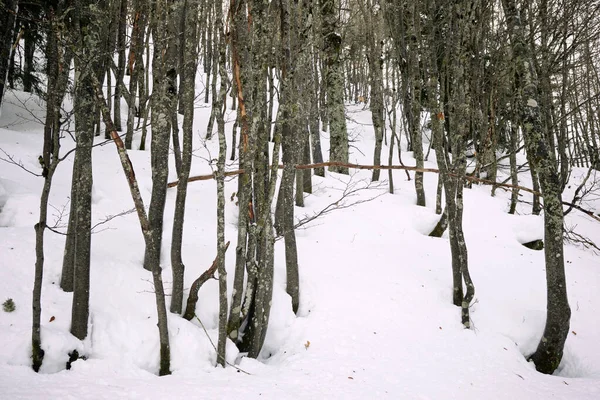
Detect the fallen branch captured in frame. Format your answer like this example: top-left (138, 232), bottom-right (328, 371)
top-left (168, 161), bottom-right (535, 194)
top-left (167, 161), bottom-right (600, 223)
top-left (183, 241), bottom-right (231, 321)
top-left (167, 170), bottom-right (244, 188)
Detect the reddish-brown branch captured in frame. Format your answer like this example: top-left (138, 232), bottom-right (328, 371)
top-left (168, 161), bottom-right (535, 194)
top-left (166, 161), bottom-right (600, 223)
top-left (167, 170), bottom-right (244, 188)
top-left (183, 241), bottom-right (231, 321)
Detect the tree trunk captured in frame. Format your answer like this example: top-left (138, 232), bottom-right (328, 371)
top-left (362, 0), bottom-right (385, 182)
top-left (23, 28), bottom-right (35, 93)
top-left (227, 0), bottom-right (253, 343)
top-left (215, 0), bottom-right (229, 363)
top-left (113, 0), bottom-right (127, 132)
top-left (322, 0), bottom-right (349, 174)
top-left (0, 0), bottom-right (18, 108)
top-left (126, 0), bottom-right (149, 149)
top-left (502, 0), bottom-right (571, 374)
top-left (32, 6), bottom-right (68, 370)
top-left (309, 40), bottom-right (324, 176)
top-left (66, 0), bottom-right (103, 343)
top-left (143, 0), bottom-right (174, 375)
top-left (170, 0), bottom-right (199, 315)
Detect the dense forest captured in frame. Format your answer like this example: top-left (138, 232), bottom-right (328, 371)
top-left (0, 0), bottom-right (599, 379)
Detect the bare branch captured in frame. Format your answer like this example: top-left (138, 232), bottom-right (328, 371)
top-left (0, 148), bottom-right (43, 177)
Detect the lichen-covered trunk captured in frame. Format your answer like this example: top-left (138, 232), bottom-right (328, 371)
top-left (113, 0), bottom-right (127, 132)
top-left (170, 0), bottom-right (199, 315)
top-left (144, 0), bottom-right (173, 375)
top-left (384, 0), bottom-right (425, 204)
top-left (502, 0), bottom-right (570, 374)
top-left (32, 7), bottom-right (67, 370)
top-left (65, 0), bottom-right (104, 343)
top-left (365, 2), bottom-right (385, 182)
top-left (322, 0), bottom-right (349, 174)
top-left (309, 47), bottom-right (325, 177)
top-left (126, 0), bottom-right (149, 149)
top-left (227, 0), bottom-right (253, 343)
top-left (424, 0), bottom-right (476, 325)
top-left (245, 0), bottom-right (277, 356)
top-left (214, 0), bottom-right (229, 367)
top-left (70, 67), bottom-right (95, 341)
top-left (508, 114), bottom-right (519, 215)
top-left (406, 3), bottom-right (425, 206)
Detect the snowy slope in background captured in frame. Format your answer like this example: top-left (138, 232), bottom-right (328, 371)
top-left (0, 90), bottom-right (599, 399)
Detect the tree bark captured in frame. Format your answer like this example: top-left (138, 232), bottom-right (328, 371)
top-left (32, 5), bottom-right (68, 370)
top-left (214, 0), bottom-right (229, 366)
top-left (113, 0), bottom-right (128, 132)
top-left (502, 0), bottom-right (571, 374)
top-left (322, 0), bottom-right (349, 174)
top-left (170, 0), bottom-right (199, 315)
top-left (0, 0), bottom-right (18, 108)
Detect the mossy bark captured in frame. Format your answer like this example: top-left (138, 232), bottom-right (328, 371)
top-left (502, 0), bottom-right (570, 374)
top-left (322, 0), bottom-right (349, 174)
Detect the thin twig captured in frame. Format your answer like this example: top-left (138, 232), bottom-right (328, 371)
top-left (193, 314), bottom-right (251, 375)
top-left (0, 148), bottom-right (43, 177)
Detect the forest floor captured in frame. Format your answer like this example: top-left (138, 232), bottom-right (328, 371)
top-left (0, 88), bottom-right (599, 399)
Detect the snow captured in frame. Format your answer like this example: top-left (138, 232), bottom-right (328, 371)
top-left (1, 87), bottom-right (600, 400)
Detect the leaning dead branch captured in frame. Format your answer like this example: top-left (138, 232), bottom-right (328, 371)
top-left (183, 241), bottom-right (231, 321)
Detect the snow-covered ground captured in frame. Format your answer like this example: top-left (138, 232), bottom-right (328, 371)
top-left (0, 87), bottom-right (599, 399)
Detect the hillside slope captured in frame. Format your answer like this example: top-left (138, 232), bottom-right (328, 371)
top-left (0, 90), bottom-right (599, 399)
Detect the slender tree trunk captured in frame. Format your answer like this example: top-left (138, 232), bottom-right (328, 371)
top-left (170, 0), bottom-right (199, 315)
top-left (126, 0), bottom-right (149, 149)
top-left (32, 7), bottom-right (67, 370)
top-left (32, 137), bottom-right (60, 372)
top-left (227, 0), bottom-right (253, 342)
top-left (362, 0), bottom-right (385, 182)
top-left (215, 0), bottom-right (229, 363)
top-left (67, 0), bottom-right (103, 343)
top-left (322, 0), bottom-right (349, 174)
top-left (508, 118), bottom-right (519, 214)
top-left (309, 42), bottom-right (324, 176)
top-left (23, 28), bottom-right (35, 93)
top-left (0, 0), bottom-right (18, 108)
top-left (113, 0), bottom-right (128, 132)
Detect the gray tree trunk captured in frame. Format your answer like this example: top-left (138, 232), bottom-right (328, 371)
top-left (424, 0), bottom-right (476, 325)
top-left (384, 0), bottom-right (426, 205)
top-left (0, 0), bottom-right (18, 108)
top-left (309, 47), bottom-right (325, 177)
top-left (360, 0), bottom-right (385, 182)
top-left (170, 0), bottom-right (199, 315)
top-left (32, 6), bottom-right (70, 370)
top-left (113, 0), bottom-right (127, 132)
top-left (215, 1), bottom-right (229, 363)
top-left (126, 0), bottom-right (149, 149)
top-left (67, 0), bottom-right (103, 342)
top-left (144, 0), bottom-right (174, 375)
top-left (502, 0), bottom-right (571, 375)
top-left (245, 0), bottom-right (276, 356)
top-left (322, 0), bottom-right (349, 174)
top-left (227, 0), bottom-right (253, 343)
